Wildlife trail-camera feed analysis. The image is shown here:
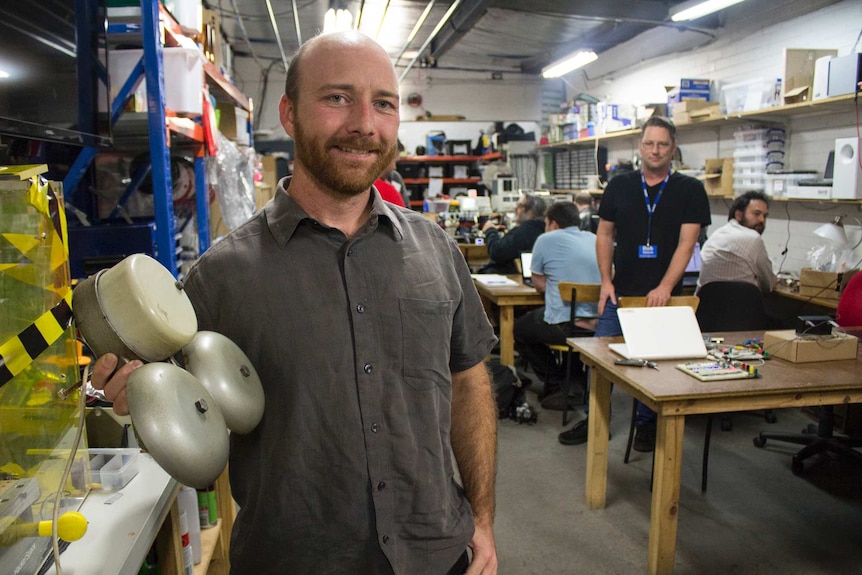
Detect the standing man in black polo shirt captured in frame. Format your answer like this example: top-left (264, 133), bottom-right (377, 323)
top-left (91, 31), bottom-right (499, 575)
top-left (558, 116), bottom-right (711, 448)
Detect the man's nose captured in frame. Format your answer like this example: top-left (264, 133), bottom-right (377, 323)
top-left (347, 101), bottom-right (375, 135)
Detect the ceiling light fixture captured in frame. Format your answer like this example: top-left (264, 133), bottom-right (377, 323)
top-left (356, 0), bottom-right (391, 40)
top-left (541, 50), bottom-right (598, 79)
top-left (323, 0), bottom-right (353, 34)
top-left (670, 0), bottom-right (746, 22)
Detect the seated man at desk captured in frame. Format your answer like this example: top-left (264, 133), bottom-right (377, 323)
top-left (478, 193), bottom-right (547, 274)
top-left (514, 202), bottom-right (600, 409)
top-left (697, 190), bottom-right (776, 293)
top-left (574, 191), bottom-right (598, 233)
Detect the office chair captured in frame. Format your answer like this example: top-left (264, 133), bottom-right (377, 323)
top-left (697, 280), bottom-right (779, 432)
top-left (695, 281), bottom-right (778, 490)
top-left (753, 275), bottom-right (862, 474)
top-left (620, 296), bottom-right (703, 482)
top-left (545, 282), bottom-right (600, 425)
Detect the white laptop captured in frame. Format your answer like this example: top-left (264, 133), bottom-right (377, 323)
top-left (608, 306), bottom-right (708, 361)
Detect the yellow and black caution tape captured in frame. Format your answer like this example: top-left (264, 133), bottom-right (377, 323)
top-left (0, 175), bottom-right (73, 387)
top-left (0, 290), bottom-right (74, 388)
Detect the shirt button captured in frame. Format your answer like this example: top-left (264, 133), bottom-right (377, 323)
top-left (371, 423), bottom-right (380, 433)
top-left (356, 304), bottom-right (365, 313)
top-left (347, 249), bottom-right (353, 256)
top-left (382, 535), bottom-right (390, 544)
top-left (377, 481), bottom-right (386, 491)
top-left (364, 363), bottom-right (373, 374)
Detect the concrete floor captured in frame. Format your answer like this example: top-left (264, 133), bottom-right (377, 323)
top-left (492, 368), bottom-right (862, 574)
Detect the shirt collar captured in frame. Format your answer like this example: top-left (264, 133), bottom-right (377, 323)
top-left (265, 177), bottom-right (405, 248)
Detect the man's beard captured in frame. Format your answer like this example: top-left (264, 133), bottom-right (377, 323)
top-left (294, 120), bottom-right (396, 197)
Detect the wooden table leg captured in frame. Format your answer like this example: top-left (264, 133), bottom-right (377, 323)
top-left (648, 413), bottom-right (685, 575)
top-left (585, 368), bottom-right (611, 509)
top-left (499, 304), bottom-right (515, 366)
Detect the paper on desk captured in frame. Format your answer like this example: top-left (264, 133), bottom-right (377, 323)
top-left (471, 274), bottom-right (519, 286)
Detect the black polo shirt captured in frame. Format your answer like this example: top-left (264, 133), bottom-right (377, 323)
top-left (599, 170), bottom-right (711, 296)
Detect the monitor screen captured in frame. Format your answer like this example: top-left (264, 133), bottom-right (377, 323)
top-left (0, 0), bottom-right (112, 147)
top-left (685, 242), bottom-right (702, 273)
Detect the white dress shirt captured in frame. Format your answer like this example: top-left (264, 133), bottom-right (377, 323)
top-left (698, 219), bottom-right (776, 293)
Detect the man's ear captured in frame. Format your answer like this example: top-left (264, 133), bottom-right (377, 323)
top-left (279, 94), bottom-right (296, 138)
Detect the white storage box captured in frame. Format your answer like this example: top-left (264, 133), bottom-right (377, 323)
top-left (764, 173), bottom-right (817, 198)
top-left (108, 47), bottom-right (205, 116)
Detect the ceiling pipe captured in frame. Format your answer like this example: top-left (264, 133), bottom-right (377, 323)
top-left (398, 0), bottom-right (462, 82)
top-left (228, 0), bottom-right (265, 69)
top-left (375, 0), bottom-right (392, 40)
top-left (393, 0), bottom-right (437, 66)
top-left (291, 0), bottom-right (303, 46)
top-left (264, 0), bottom-right (290, 71)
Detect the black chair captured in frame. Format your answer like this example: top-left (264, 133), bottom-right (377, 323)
top-left (695, 281), bottom-right (778, 491)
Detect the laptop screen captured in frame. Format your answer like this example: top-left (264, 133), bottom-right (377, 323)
top-left (609, 306), bottom-right (708, 360)
top-left (520, 252), bottom-right (532, 283)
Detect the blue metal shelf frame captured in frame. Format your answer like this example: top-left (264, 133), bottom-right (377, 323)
top-left (63, 0), bottom-right (214, 277)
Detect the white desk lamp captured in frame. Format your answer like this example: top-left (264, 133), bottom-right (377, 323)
top-left (813, 215), bottom-right (862, 250)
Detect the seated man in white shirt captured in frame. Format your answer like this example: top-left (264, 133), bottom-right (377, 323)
top-left (697, 190), bottom-right (777, 294)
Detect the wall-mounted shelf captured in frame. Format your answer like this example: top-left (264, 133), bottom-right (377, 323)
top-left (538, 93), bottom-right (858, 151)
top-left (403, 178), bottom-right (482, 185)
top-left (398, 152), bottom-right (502, 163)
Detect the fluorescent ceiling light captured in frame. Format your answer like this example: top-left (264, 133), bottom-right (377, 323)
top-left (356, 0), bottom-right (391, 41)
top-left (323, 0), bottom-right (353, 34)
top-left (0, 70), bottom-right (9, 79)
top-left (670, 0), bottom-right (746, 22)
top-left (542, 50), bottom-right (598, 79)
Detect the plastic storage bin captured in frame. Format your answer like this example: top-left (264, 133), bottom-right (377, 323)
top-left (89, 448), bottom-right (141, 492)
top-left (107, 47), bottom-right (205, 115)
top-left (722, 78), bottom-right (777, 114)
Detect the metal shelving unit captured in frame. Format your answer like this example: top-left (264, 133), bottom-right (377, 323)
top-left (63, 0), bottom-right (251, 277)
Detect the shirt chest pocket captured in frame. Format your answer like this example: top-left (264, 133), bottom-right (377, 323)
top-left (399, 298), bottom-right (455, 390)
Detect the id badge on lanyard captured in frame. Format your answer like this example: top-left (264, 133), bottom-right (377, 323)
top-left (639, 171), bottom-right (670, 259)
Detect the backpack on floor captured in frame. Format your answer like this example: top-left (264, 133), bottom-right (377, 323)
top-left (487, 359), bottom-right (538, 425)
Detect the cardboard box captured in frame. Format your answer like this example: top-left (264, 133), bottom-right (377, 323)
top-left (670, 99), bottom-right (714, 122)
top-left (798, 268), bottom-right (860, 301)
top-left (763, 330), bottom-right (858, 363)
top-left (702, 158), bottom-right (734, 197)
top-left (688, 103), bottom-right (722, 121)
top-left (216, 103), bottom-right (250, 143)
top-left (782, 48), bottom-right (838, 105)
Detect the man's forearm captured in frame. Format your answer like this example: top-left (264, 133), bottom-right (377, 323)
top-left (450, 362), bottom-right (497, 526)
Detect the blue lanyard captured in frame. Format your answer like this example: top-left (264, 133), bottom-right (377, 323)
top-left (640, 170), bottom-right (671, 246)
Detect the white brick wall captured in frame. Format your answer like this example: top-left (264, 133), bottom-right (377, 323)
top-left (580, 0), bottom-right (862, 275)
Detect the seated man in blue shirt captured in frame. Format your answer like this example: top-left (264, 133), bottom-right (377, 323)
top-left (513, 201), bottom-right (601, 409)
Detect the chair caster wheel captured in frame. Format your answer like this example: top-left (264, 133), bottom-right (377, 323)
top-left (753, 435), bottom-right (766, 448)
top-left (765, 412), bottom-right (777, 424)
top-left (791, 457), bottom-right (804, 475)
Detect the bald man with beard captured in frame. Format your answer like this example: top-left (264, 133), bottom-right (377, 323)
top-left (91, 32), bottom-right (499, 575)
